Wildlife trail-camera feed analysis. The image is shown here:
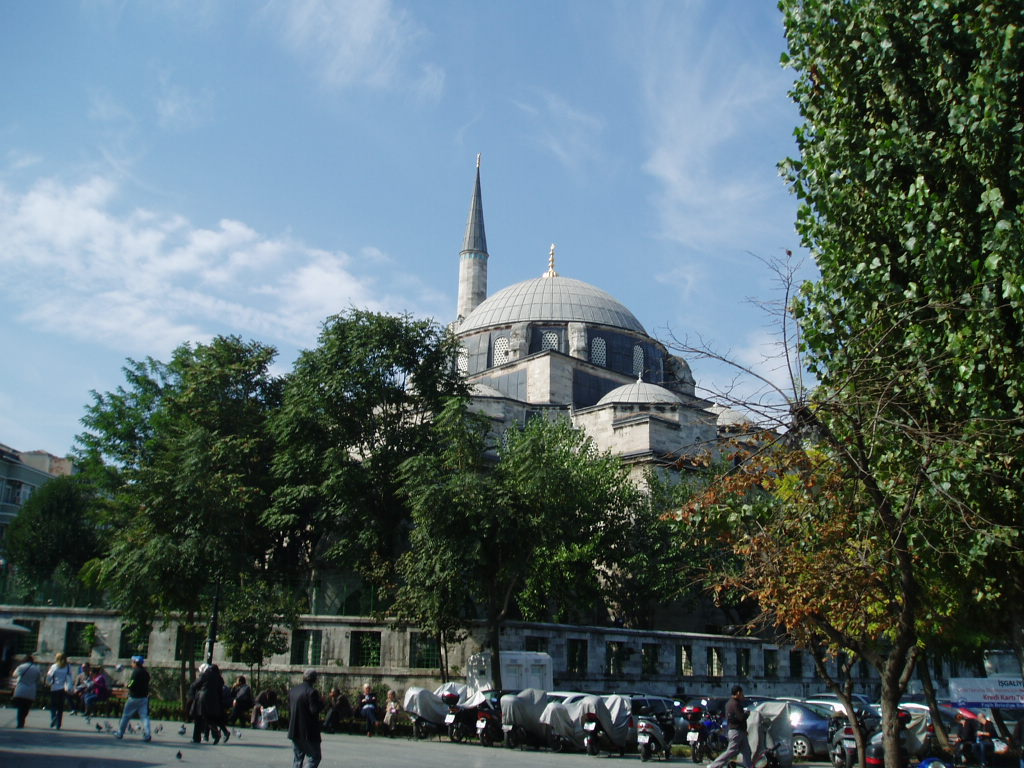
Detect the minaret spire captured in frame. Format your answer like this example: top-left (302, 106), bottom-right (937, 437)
top-left (457, 155), bottom-right (489, 321)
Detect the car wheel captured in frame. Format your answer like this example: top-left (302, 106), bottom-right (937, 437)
top-left (792, 735), bottom-right (813, 759)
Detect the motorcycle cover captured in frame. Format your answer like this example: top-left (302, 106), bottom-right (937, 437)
top-left (500, 688), bottom-right (550, 739)
top-left (747, 702), bottom-right (795, 768)
top-left (432, 682), bottom-right (485, 708)
top-left (540, 696), bottom-right (589, 749)
top-left (575, 693), bottom-right (631, 749)
top-left (403, 686), bottom-right (449, 726)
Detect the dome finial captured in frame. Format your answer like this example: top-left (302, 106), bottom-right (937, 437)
top-left (544, 243), bottom-right (558, 278)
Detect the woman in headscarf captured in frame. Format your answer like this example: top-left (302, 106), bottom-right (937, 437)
top-left (12, 654), bottom-right (42, 729)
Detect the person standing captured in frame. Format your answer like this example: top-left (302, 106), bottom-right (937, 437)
top-left (707, 685), bottom-right (753, 768)
top-left (12, 654), bottom-right (42, 729)
top-left (188, 663), bottom-right (226, 744)
top-left (45, 652), bottom-right (75, 729)
top-left (288, 669), bottom-right (323, 768)
top-left (114, 655), bottom-right (151, 741)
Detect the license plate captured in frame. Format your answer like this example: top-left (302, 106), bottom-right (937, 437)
top-left (843, 739), bottom-right (856, 749)
top-left (584, 722), bottom-right (597, 732)
top-left (444, 713), bottom-right (455, 724)
top-left (502, 724), bottom-right (513, 732)
top-left (477, 719), bottom-right (487, 729)
top-left (638, 733), bottom-right (650, 744)
top-left (687, 732), bottom-right (699, 743)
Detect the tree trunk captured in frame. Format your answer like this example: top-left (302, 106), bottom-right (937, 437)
top-left (488, 620), bottom-right (503, 691)
top-left (917, 654), bottom-right (949, 749)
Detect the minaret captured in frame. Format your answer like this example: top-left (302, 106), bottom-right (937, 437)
top-left (457, 154), bottom-right (488, 321)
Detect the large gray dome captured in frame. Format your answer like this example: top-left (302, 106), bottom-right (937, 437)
top-left (597, 381), bottom-right (682, 406)
top-left (458, 275), bottom-right (646, 334)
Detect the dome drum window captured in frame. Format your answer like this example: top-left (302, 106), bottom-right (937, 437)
top-left (530, 327), bottom-right (564, 354)
top-left (492, 336), bottom-right (511, 365)
top-left (632, 345), bottom-right (645, 378)
top-left (590, 337), bottom-right (607, 367)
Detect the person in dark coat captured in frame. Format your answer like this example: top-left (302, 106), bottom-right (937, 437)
top-left (288, 669), bottom-right (323, 768)
top-left (228, 674), bottom-right (254, 726)
top-left (188, 663), bottom-right (226, 744)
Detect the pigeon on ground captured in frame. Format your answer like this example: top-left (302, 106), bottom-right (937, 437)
top-left (178, 725), bottom-right (187, 736)
top-left (176, 751), bottom-right (182, 760)
top-left (95, 724), bottom-right (102, 732)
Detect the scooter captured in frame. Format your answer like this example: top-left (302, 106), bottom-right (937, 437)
top-left (476, 698), bottom-right (502, 747)
top-left (638, 715), bottom-right (673, 762)
top-left (583, 711), bottom-right (626, 757)
top-left (441, 691), bottom-right (478, 743)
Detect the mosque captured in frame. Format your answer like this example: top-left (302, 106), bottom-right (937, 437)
top-left (451, 157), bottom-right (740, 477)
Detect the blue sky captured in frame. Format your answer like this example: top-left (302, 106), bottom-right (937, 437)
top-left (1, 0), bottom-right (812, 456)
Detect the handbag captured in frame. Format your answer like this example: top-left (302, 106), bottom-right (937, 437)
top-left (258, 705), bottom-right (279, 728)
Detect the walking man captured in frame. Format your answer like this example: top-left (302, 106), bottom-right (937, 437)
top-left (115, 655), bottom-right (151, 741)
top-left (708, 685), bottom-right (753, 768)
top-left (288, 669), bottom-right (323, 768)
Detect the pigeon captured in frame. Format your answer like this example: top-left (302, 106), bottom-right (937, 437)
top-left (95, 724), bottom-right (102, 732)
top-left (176, 751), bottom-right (182, 760)
top-left (234, 729), bottom-right (242, 740)
top-left (103, 721), bottom-right (113, 732)
top-left (178, 725), bottom-right (187, 736)
top-left (156, 725), bottom-right (163, 734)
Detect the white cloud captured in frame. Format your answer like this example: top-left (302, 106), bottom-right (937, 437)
top-left (5, 150), bottom-right (42, 171)
top-left (513, 91), bottom-right (605, 174)
top-left (155, 71), bottom-right (210, 132)
top-left (0, 175), bottom-right (443, 359)
top-left (263, 0), bottom-right (443, 99)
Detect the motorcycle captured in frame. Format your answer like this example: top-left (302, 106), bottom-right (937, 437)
top-left (500, 689), bottom-right (551, 750)
top-left (581, 694), bottom-right (631, 757)
top-left (440, 691), bottom-right (479, 743)
top-left (638, 715), bottom-right (673, 762)
top-left (402, 687), bottom-right (447, 740)
top-left (476, 695), bottom-right (503, 747)
top-left (684, 704), bottom-right (723, 762)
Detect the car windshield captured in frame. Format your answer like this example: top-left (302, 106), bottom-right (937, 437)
top-left (802, 702), bottom-right (836, 718)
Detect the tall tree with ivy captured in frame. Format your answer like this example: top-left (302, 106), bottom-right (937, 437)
top-left (77, 335), bottom-right (283, 702)
top-left (774, 1), bottom-right (1024, 764)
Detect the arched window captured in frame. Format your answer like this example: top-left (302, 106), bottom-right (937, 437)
top-left (457, 349), bottom-right (468, 375)
top-left (590, 337), bottom-right (607, 367)
top-left (541, 331), bottom-right (559, 351)
top-left (493, 336), bottom-right (510, 364)
top-left (632, 345), bottom-right (645, 378)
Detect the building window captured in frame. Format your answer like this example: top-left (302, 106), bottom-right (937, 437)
top-left (118, 623), bottom-right (150, 659)
top-left (677, 644), bottom-right (693, 676)
top-left (291, 629), bottom-right (323, 666)
top-left (409, 632), bottom-right (441, 669)
top-left (590, 337), bottom-right (607, 367)
top-left (541, 331), bottom-right (559, 352)
top-left (632, 345), bottom-right (645, 377)
top-left (13, 619), bottom-right (39, 655)
top-left (65, 621), bottom-right (93, 657)
top-left (707, 647), bottom-right (724, 677)
top-left (642, 643), bottom-right (660, 675)
top-left (790, 650), bottom-right (804, 679)
top-left (525, 636), bottom-right (548, 653)
top-left (493, 336), bottom-right (511, 364)
top-left (764, 649), bottom-right (779, 679)
top-left (350, 631), bottom-right (382, 667)
top-left (457, 348), bottom-right (468, 375)
top-left (567, 638), bottom-right (588, 675)
top-left (736, 648), bottom-right (750, 677)
top-left (175, 626), bottom-right (205, 662)
top-left (605, 641), bottom-right (625, 675)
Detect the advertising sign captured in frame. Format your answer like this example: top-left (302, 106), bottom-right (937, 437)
top-left (948, 677), bottom-right (1024, 709)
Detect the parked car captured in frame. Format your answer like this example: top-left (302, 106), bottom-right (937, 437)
top-left (806, 692), bottom-right (875, 712)
top-left (754, 700), bottom-right (835, 758)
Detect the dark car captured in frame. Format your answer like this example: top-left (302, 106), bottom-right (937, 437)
top-left (754, 700), bottom-right (835, 758)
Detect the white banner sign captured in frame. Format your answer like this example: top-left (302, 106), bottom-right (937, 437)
top-left (948, 677), bottom-right (1024, 709)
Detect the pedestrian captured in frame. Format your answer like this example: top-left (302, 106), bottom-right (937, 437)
top-left (358, 682), bottom-right (381, 735)
top-left (977, 712), bottom-right (996, 767)
top-left (188, 662), bottom-right (226, 744)
top-left (12, 654), bottom-right (42, 729)
top-left (706, 685), bottom-right (753, 768)
top-left (288, 669), bottom-right (323, 768)
top-left (955, 713), bottom-right (980, 764)
top-left (45, 652), bottom-right (75, 729)
top-left (114, 655), bottom-right (151, 741)
top-left (228, 674), bottom-right (254, 726)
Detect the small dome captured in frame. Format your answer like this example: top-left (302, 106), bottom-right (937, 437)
top-left (458, 275), bottom-right (646, 335)
top-left (597, 381), bottom-right (682, 406)
top-left (708, 404), bottom-right (754, 428)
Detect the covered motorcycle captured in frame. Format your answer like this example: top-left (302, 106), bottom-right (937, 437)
top-left (579, 693), bottom-right (631, 756)
top-left (403, 686), bottom-right (449, 739)
top-left (541, 695), bottom-right (591, 751)
top-left (500, 688), bottom-right (551, 749)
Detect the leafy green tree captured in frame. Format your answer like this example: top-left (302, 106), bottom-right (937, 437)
top-left (77, 335), bottom-right (282, 700)
top-left (267, 309), bottom-right (467, 600)
top-left (397, 399), bottom-right (640, 688)
top-left (219, 580), bottom-right (297, 689)
top-left (773, 1), bottom-right (1024, 763)
top-left (5, 475), bottom-right (100, 604)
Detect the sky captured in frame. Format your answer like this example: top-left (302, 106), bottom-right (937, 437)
top-left (0, 0), bottom-right (814, 457)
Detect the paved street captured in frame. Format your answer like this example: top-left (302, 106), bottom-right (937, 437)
top-left (0, 707), bottom-right (834, 768)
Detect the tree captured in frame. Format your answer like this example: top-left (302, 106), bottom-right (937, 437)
top-left (219, 580), bottom-right (297, 690)
top-left (397, 399), bottom-right (641, 688)
top-left (266, 309), bottom-right (467, 601)
top-left (5, 475), bottom-right (100, 604)
top-left (77, 335), bottom-right (282, 701)
top-left (772, 2), bottom-right (1024, 764)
